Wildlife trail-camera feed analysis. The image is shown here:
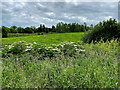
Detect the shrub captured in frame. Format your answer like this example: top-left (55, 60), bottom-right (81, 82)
top-left (38, 32), bottom-right (43, 35)
top-left (83, 18), bottom-right (119, 43)
top-left (2, 41), bottom-right (85, 58)
top-left (2, 26), bottom-right (9, 38)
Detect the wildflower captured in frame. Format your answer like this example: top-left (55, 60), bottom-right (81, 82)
top-left (80, 49), bottom-right (85, 52)
top-left (47, 47), bottom-right (52, 49)
top-left (27, 46), bottom-right (32, 49)
top-left (70, 42), bottom-right (74, 44)
top-left (8, 45), bottom-right (12, 49)
top-left (73, 45), bottom-right (77, 47)
top-left (52, 49), bottom-right (58, 51)
top-left (33, 42), bottom-right (37, 44)
top-left (25, 49), bottom-right (31, 52)
top-left (75, 49), bottom-right (79, 51)
top-left (38, 48), bottom-right (41, 50)
top-left (60, 45), bottom-right (64, 48)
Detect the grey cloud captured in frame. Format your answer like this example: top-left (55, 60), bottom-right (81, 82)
top-left (2, 2), bottom-right (118, 28)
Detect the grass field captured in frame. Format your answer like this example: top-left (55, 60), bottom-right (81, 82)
top-left (2, 32), bottom-right (84, 46)
top-left (2, 39), bottom-right (118, 88)
top-left (1, 32), bottom-right (119, 88)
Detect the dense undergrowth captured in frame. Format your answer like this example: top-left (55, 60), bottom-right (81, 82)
top-left (2, 39), bottom-right (119, 88)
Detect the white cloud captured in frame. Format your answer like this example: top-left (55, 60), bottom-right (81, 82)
top-left (2, 2), bottom-right (117, 27)
top-left (105, 16), bottom-right (113, 20)
top-left (43, 18), bottom-right (54, 22)
top-left (45, 12), bottom-right (55, 16)
top-left (37, 3), bottom-right (46, 8)
top-left (58, 20), bottom-right (64, 23)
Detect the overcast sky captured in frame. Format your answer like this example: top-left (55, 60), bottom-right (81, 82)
top-left (1, 2), bottom-right (118, 28)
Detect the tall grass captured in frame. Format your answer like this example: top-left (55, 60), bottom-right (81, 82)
top-left (2, 39), bottom-right (119, 88)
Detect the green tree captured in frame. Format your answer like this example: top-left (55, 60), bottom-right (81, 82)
top-left (10, 25), bottom-right (17, 33)
top-left (17, 27), bottom-right (24, 33)
top-left (31, 26), bottom-right (36, 33)
top-left (24, 27), bottom-right (33, 33)
top-left (52, 25), bottom-right (56, 32)
top-left (2, 26), bottom-right (9, 38)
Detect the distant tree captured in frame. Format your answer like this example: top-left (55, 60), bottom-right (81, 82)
top-left (56, 22), bottom-right (62, 33)
top-left (45, 28), bottom-right (49, 33)
top-left (84, 22), bottom-right (87, 32)
top-left (24, 27), bottom-right (33, 33)
top-left (52, 25), bottom-right (56, 32)
top-left (10, 25), bottom-right (18, 33)
top-left (71, 23), bottom-right (76, 32)
top-left (2, 26), bottom-right (9, 37)
top-left (43, 24), bottom-right (45, 32)
top-left (31, 26), bottom-right (36, 33)
top-left (17, 27), bottom-right (24, 33)
top-left (37, 24), bottom-right (43, 32)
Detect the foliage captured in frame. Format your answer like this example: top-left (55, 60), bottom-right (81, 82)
top-left (2, 39), bottom-right (119, 88)
top-left (2, 41), bottom-right (85, 58)
top-left (83, 18), bottom-right (119, 43)
top-left (2, 22), bottom-right (89, 37)
top-left (2, 26), bottom-right (9, 38)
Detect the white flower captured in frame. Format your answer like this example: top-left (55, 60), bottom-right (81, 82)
top-left (27, 46), bottom-right (32, 49)
top-left (70, 42), bottom-right (74, 44)
top-left (80, 49), bottom-right (85, 52)
top-left (33, 42), bottom-right (37, 44)
top-left (11, 42), bottom-right (16, 45)
top-left (29, 43), bottom-right (33, 46)
top-left (38, 48), bottom-right (41, 50)
top-left (55, 47), bottom-right (57, 49)
top-left (25, 49), bottom-right (31, 52)
top-left (60, 45), bottom-right (64, 47)
top-left (47, 47), bottom-right (52, 49)
top-left (75, 49), bottom-right (79, 51)
top-left (73, 45), bottom-right (77, 47)
top-left (52, 44), bottom-right (56, 46)
top-left (52, 49), bottom-right (58, 51)
top-left (8, 45), bottom-right (12, 49)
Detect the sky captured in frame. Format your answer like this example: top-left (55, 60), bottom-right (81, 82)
top-left (1, 2), bottom-right (118, 28)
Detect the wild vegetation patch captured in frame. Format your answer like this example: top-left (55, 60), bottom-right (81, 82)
top-left (2, 39), bottom-right (119, 88)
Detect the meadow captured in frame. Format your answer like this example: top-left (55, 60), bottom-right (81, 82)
top-left (1, 32), bottom-right (119, 88)
top-left (2, 32), bottom-right (84, 46)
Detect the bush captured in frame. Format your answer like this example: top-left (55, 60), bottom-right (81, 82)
top-left (2, 26), bottom-right (9, 38)
top-left (38, 32), bottom-right (43, 35)
top-left (83, 18), bottom-right (119, 43)
top-left (2, 41), bottom-right (85, 58)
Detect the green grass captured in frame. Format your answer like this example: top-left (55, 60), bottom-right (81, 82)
top-left (2, 32), bottom-right (84, 46)
top-left (1, 32), bottom-right (119, 88)
top-left (2, 40), bottom-right (118, 88)
top-left (7, 33), bottom-right (38, 37)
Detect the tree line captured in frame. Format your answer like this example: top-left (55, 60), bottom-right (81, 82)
top-left (1, 22), bottom-right (92, 37)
